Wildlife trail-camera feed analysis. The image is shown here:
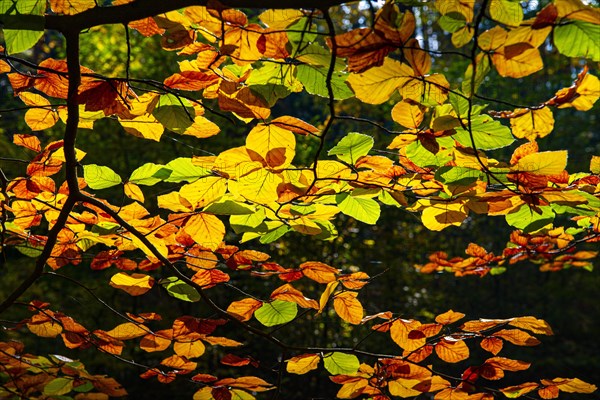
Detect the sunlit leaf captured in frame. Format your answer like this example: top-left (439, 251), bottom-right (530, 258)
top-left (323, 352), bottom-right (360, 375)
top-left (254, 300), bottom-right (297, 327)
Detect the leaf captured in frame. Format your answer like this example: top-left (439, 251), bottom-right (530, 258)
top-left (129, 163), bottom-right (172, 185)
top-left (227, 298), bottom-right (263, 321)
top-left (541, 378), bottom-right (597, 394)
top-left (513, 151), bottom-right (567, 175)
top-left (271, 284), bottom-right (319, 309)
top-left (488, 0), bottom-right (523, 27)
top-left (435, 310), bottom-right (466, 325)
top-left (160, 276), bottom-right (201, 302)
top-left (508, 316), bottom-right (553, 335)
top-left (346, 58), bottom-right (413, 104)
top-left (254, 300), bottom-right (297, 327)
top-left (454, 115), bottom-right (514, 150)
top-left (109, 273), bottom-right (154, 296)
top-left (328, 132), bottom-right (374, 164)
top-left (510, 108), bottom-right (554, 140)
top-left (505, 205), bottom-right (555, 233)
top-left (336, 193), bottom-right (381, 225)
top-left (296, 65), bottom-right (354, 100)
top-left (43, 377), bottom-right (73, 396)
top-left (553, 20), bottom-right (600, 62)
top-left (435, 338), bottom-right (470, 363)
top-left (501, 382), bottom-right (539, 398)
top-left (152, 93), bottom-right (195, 133)
top-left (83, 164), bottom-right (122, 190)
top-left (333, 291), bottom-right (364, 325)
top-left (246, 123), bottom-right (296, 169)
top-left (183, 213), bottom-right (225, 251)
top-left (174, 340), bottom-right (206, 359)
top-left (494, 329), bottom-right (540, 346)
top-left (323, 352), bottom-right (360, 375)
top-left (3, 29), bottom-right (44, 54)
top-left (286, 354), bottom-right (320, 375)
top-left (481, 336), bottom-right (504, 355)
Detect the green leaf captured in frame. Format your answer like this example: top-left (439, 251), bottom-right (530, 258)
top-left (406, 139), bottom-right (453, 167)
top-left (290, 204), bottom-right (316, 216)
top-left (296, 65), bottom-right (354, 100)
top-left (488, 0), bottom-right (523, 27)
top-left (259, 224), bottom-right (291, 244)
top-left (435, 166), bottom-right (482, 185)
top-left (438, 12), bottom-right (466, 33)
top-left (328, 132), bottom-right (373, 164)
top-left (16, 243), bottom-right (43, 258)
top-left (129, 163), bottom-right (172, 186)
top-left (43, 377), bottom-right (73, 396)
top-left (454, 115), bottom-right (514, 150)
top-left (313, 220), bottom-right (338, 241)
top-left (152, 94), bottom-right (195, 133)
top-left (73, 381), bottom-right (94, 393)
top-left (3, 29), bottom-right (44, 54)
top-left (164, 157), bottom-right (210, 183)
top-left (554, 20), bottom-right (600, 62)
top-left (204, 199), bottom-right (256, 215)
top-left (336, 193), bottom-right (380, 225)
top-left (83, 164), bottom-right (122, 190)
top-left (230, 209), bottom-right (266, 234)
top-left (160, 277), bottom-right (200, 302)
top-left (255, 300), bottom-right (297, 327)
top-left (505, 205), bottom-right (555, 233)
top-left (462, 54), bottom-right (490, 95)
top-left (323, 352), bottom-right (360, 375)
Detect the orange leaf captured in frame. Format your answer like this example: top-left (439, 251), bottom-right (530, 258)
top-left (106, 322), bottom-right (148, 340)
top-left (183, 213), bottom-right (225, 251)
top-left (435, 310), bottom-right (466, 325)
top-left (173, 340), bottom-right (206, 359)
top-left (271, 284), bottom-right (319, 310)
top-left (333, 291), bottom-right (364, 325)
top-left (13, 134), bottom-right (41, 152)
top-left (508, 316), bottom-right (553, 335)
top-left (300, 261), bottom-right (339, 283)
top-left (191, 268), bottom-right (230, 288)
top-left (480, 337), bottom-right (503, 355)
top-left (500, 382), bottom-right (539, 398)
top-left (494, 329), bottom-right (540, 346)
top-left (227, 298), bottom-right (263, 321)
top-left (140, 331), bottom-right (172, 352)
top-left (161, 354), bottom-right (197, 371)
top-left (435, 338), bottom-right (470, 363)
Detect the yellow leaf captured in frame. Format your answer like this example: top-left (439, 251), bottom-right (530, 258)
top-left (184, 115), bottom-right (221, 138)
top-left (510, 107), bottom-right (554, 140)
top-left (124, 182), bottom-right (145, 202)
top-left (400, 73), bottom-right (450, 106)
top-left (555, 0), bottom-right (600, 24)
top-left (421, 200), bottom-right (468, 231)
top-left (391, 100), bottom-right (425, 129)
top-left (27, 313), bottom-right (63, 338)
top-left (319, 281), bottom-right (339, 312)
top-left (180, 176), bottom-right (227, 209)
top-left (333, 291), bottom-right (364, 325)
top-left (49, 0), bottom-right (96, 15)
top-left (106, 322), bottom-right (148, 340)
top-left (347, 58), bottom-right (413, 104)
top-left (24, 107), bottom-right (59, 131)
top-left (234, 169), bottom-right (282, 204)
top-left (286, 353), bottom-right (320, 375)
top-left (591, 155), bottom-right (600, 174)
top-left (157, 192), bottom-right (194, 212)
top-left (508, 316), bottom-right (553, 335)
top-left (389, 379), bottom-right (422, 398)
top-left (140, 332), bottom-right (172, 352)
top-left (109, 272), bottom-right (154, 296)
top-left (213, 146), bottom-right (263, 179)
top-left (435, 338), bottom-right (470, 363)
top-left (390, 319), bottom-right (424, 351)
top-left (183, 213), bottom-right (225, 251)
top-left (543, 378), bottom-right (597, 394)
top-left (514, 151), bottom-right (567, 175)
top-left (562, 73), bottom-right (600, 111)
top-left (174, 339), bottom-right (206, 359)
top-left (301, 261), bottom-right (339, 283)
top-left (119, 114), bottom-right (164, 141)
top-left (492, 48), bottom-right (543, 78)
top-left (246, 123), bottom-right (296, 169)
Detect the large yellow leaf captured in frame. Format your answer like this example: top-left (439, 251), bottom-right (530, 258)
top-left (179, 176), bottom-right (227, 209)
top-left (333, 291), bottom-right (364, 325)
top-left (510, 107), bottom-right (554, 140)
top-left (234, 168), bottom-right (282, 204)
top-left (24, 107), bottom-right (59, 131)
top-left (213, 146), bottom-right (263, 179)
top-left (346, 58), bottom-right (413, 104)
top-left (109, 272), bottom-right (155, 296)
top-left (493, 48), bottom-right (543, 78)
top-left (421, 200), bottom-right (468, 231)
top-left (391, 100), bottom-right (425, 129)
top-left (286, 353), bottom-right (320, 375)
top-left (119, 114), bottom-right (164, 141)
top-left (106, 322), bottom-right (148, 340)
top-left (246, 123), bottom-right (296, 169)
top-left (174, 339), bottom-right (206, 359)
top-left (183, 213), bottom-right (225, 251)
top-left (513, 151), bottom-right (567, 175)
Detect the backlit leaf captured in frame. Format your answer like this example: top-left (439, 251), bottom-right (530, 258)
top-left (333, 291), bottom-right (364, 325)
top-left (286, 354), bottom-right (320, 375)
top-left (254, 300), bottom-right (297, 327)
top-left (109, 273), bottom-right (154, 296)
top-left (323, 352), bottom-right (360, 375)
top-left (84, 164), bottom-right (122, 190)
top-left (160, 276), bottom-right (201, 302)
top-left (435, 338), bottom-right (470, 363)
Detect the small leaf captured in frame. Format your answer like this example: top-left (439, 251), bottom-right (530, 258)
top-left (328, 132), bottom-right (374, 164)
top-left (286, 353), bottom-right (320, 375)
top-left (323, 352), bottom-right (360, 375)
top-left (254, 300), bottom-right (297, 327)
top-left (43, 377), bottom-right (73, 396)
top-left (109, 272), bottom-right (154, 296)
top-left (336, 193), bottom-right (380, 225)
top-left (129, 163), bottom-right (172, 185)
top-left (160, 277), bottom-right (201, 302)
top-left (84, 164), bottom-right (122, 190)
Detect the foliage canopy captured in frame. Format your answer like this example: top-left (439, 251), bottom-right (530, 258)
top-left (0, 0), bottom-right (599, 399)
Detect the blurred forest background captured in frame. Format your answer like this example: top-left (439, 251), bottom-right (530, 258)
top-left (1, 1), bottom-right (598, 398)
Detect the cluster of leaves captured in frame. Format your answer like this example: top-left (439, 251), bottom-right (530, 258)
top-left (0, 0), bottom-right (599, 398)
